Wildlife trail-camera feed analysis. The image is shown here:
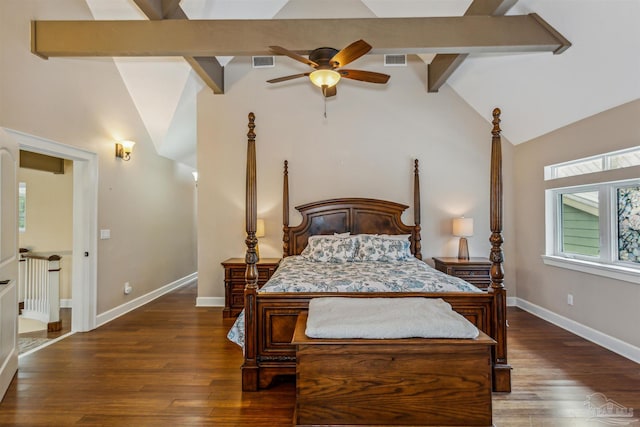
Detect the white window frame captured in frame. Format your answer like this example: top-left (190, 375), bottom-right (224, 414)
top-left (544, 145), bottom-right (640, 180)
top-left (543, 178), bottom-right (640, 285)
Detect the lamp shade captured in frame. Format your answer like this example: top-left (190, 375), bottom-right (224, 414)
top-left (120, 140), bottom-right (135, 153)
top-left (309, 69), bottom-right (341, 88)
top-left (256, 219), bottom-right (266, 238)
top-left (452, 217), bottom-right (474, 237)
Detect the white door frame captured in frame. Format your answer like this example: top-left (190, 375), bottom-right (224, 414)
top-left (5, 129), bottom-right (98, 332)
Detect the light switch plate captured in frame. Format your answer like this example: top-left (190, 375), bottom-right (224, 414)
top-left (100, 229), bottom-right (111, 240)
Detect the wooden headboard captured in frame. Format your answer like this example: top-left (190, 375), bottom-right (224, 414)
top-left (282, 161), bottom-right (422, 259)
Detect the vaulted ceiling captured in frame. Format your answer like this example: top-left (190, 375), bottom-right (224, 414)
top-left (74, 0), bottom-right (640, 168)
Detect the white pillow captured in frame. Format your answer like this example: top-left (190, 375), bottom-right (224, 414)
top-left (379, 234), bottom-right (412, 241)
top-left (354, 234), bottom-right (412, 262)
top-left (301, 236), bottom-right (357, 262)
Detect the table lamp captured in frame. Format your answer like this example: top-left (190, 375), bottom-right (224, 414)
top-left (452, 217), bottom-right (473, 260)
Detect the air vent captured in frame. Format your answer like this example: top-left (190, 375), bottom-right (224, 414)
top-left (252, 56), bottom-right (275, 68)
top-left (384, 54), bottom-right (407, 67)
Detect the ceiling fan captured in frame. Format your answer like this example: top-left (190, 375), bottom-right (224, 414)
top-left (267, 39), bottom-right (390, 98)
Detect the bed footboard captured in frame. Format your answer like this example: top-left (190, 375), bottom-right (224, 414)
top-left (242, 291), bottom-right (498, 391)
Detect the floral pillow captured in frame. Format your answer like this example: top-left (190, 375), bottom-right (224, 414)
top-left (354, 234), bottom-right (412, 262)
top-left (301, 236), bottom-right (357, 262)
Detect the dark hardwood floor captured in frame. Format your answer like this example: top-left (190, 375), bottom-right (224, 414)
top-left (0, 283), bottom-right (638, 426)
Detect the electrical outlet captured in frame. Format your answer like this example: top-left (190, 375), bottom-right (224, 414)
top-left (124, 282), bottom-right (133, 295)
top-left (567, 294), bottom-right (574, 306)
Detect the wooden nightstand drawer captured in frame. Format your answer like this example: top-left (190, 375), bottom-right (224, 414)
top-left (259, 268), bottom-right (273, 281)
top-left (228, 266), bottom-right (273, 283)
top-left (451, 267), bottom-right (488, 277)
top-left (228, 267), bottom-right (246, 280)
top-left (221, 258), bottom-right (281, 318)
top-left (231, 291), bottom-right (245, 308)
top-left (432, 257), bottom-right (491, 290)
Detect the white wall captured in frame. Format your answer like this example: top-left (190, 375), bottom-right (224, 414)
top-left (197, 54), bottom-right (516, 300)
top-left (0, 0), bottom-right (197, 315)
top-left (514, 99), bottom-right (640, 348)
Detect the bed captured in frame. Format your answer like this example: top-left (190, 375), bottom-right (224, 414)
top-left (237, 110), bottom-right (511, 393)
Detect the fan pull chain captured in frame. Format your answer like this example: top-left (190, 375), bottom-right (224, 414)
top-left (324, 96), bottom-right (327, 118)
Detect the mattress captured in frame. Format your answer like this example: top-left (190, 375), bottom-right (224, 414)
top-left (227, 255), bottom-right (482, 347)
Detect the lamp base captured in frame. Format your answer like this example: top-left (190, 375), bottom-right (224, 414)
top-left (457, 237), bottom-right (469, 260)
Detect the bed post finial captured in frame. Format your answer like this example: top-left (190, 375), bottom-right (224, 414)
top-left (492, 108), bottom-right (501, 136)
top-left (283, 160), bottom-right (290, 257)
top-left (413, 159), bottom-right (422, 260)
top-left (243, 112), bottom-right (259, 391)
top-left (489, 107), bottom-right (511, 392)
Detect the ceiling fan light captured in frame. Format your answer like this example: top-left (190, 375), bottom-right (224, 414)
top-left (309, 69), bottom-right (341, 88)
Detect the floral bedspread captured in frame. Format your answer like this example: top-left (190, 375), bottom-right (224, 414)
top-left (227, 256), bottom-right (482, 347)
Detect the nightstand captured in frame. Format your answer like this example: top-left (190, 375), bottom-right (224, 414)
top-left (432, 257), bottom-right (492, 290)
top-left (221, 257), bottom-right (281, 318)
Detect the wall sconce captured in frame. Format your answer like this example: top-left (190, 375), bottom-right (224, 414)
top-left (115, 140), bottom-right (135, 161)
top-left (452, 217), bottom-right (474, 260)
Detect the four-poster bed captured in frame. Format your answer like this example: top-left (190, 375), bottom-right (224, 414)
top-left (239, 110), bottom-right (511, 394)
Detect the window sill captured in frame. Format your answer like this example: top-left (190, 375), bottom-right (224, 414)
top-left (541, 255), bottom-right (640, 285)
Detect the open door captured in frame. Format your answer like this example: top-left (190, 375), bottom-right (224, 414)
top-left (0, 128), bottom-right (19, 399)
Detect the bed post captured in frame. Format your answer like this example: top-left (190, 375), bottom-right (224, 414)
top-left (283, 160), bottom-right (290, 257)
top-left (489, 108), bottom-right (512, 392)
top-left (413, 159), bottom-right (422, 260)
top-left (242, 112), bottom-right (259, 391)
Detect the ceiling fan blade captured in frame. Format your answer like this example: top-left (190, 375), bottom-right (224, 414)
top-left (339, 69), bottom-right (390, 84)
top-left (269, 46), bottom-right (319, 68)
top-left (322, 85), bottom-right (337, 98)
top-left (330, 39), bottom-right (372, 68)
top-left (267, 73), bottom-right (310, 84)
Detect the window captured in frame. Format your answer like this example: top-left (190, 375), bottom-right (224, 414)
top-left (617, 186), bottom-right (640, 263)
top-left (545, 179), bottom-right (640, 283)
top-left (544, 146), bottom-right (640, 180)
top-left (560, 191), bottom-right (599, 257)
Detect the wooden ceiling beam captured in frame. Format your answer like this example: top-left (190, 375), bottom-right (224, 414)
top-left (132, 0), bottom-right (224, 94)
top-left (428, 0), bottom-right (520, 93)
top-left (465, 0), bottom-right (519, 16)
top-left (31, 15), bottom-right (571, 58)
top-left (427, 54), bottom-right (469, 94)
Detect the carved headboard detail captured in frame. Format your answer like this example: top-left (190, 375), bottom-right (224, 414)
top-left (282, 161), bottom-right (422, 259)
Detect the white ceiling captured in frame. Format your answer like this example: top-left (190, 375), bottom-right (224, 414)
top-left (85, 0), bottom-right (640, 168)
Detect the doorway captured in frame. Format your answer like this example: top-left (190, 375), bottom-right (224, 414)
top-left (5, 129), bottom-right (98, 333)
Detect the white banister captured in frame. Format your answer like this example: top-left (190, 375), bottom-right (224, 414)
top-left (20, 253), bottom-right (62, 331)
top-left (18, 249), bottom-right (27, 309)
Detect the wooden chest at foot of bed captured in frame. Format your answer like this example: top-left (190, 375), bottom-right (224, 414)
top-left (291, 314), bottom-right (495, 427)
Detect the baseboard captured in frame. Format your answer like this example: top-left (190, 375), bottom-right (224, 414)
top-left (514, 297), bottom-right (640, 364)
top-left (506, 296), bottom-right (517, 307)
top-left (60, 299), bottom-right (72, 308)
top-left (196, 297), bottom-right (225, 307)
top-left (96, 272), bottom-right (197, 328)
